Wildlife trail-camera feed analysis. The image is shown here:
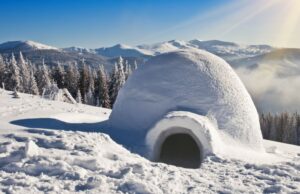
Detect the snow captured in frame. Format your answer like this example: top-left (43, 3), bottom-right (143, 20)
top-left (0, 89), bottom-right (300, 193)
top-left (95, 44), bottom-right (153, 58)
top-left (0, 40), bottom-right (58, 51)
top-left (24, 40), bottom-right (58, 50)
top-left (110, 49), bottom-right (264, 157)
top-left (136, 39), bottom-right (273, 60)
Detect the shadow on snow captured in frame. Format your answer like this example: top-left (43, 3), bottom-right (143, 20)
top-left (10, 118), bottom-right (109, 132)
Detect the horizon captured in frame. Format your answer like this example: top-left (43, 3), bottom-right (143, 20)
top-left (1, 0), bottom-right (300, 48)
top-left (0, 38), bottom-right (295, 50)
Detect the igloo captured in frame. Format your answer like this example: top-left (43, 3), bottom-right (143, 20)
top-left (109, 49), bottom-right (264, 168)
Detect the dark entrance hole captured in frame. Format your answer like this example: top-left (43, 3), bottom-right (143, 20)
top-left (159, 133), bottom-right (201, 168)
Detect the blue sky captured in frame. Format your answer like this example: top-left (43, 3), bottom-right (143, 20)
top-left (0, 0), bottom-right (300, 48)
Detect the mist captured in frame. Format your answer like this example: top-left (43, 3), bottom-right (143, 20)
top-left (236, 64), bottom-right (300, 113)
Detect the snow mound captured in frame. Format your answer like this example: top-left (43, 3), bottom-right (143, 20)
top-left (110, 49), bottom-right (264, 160)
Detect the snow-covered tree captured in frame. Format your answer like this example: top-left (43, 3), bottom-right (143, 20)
top-left (28, 70), bottom-right (39, 95)
top-left (98, 65), bottom-right (110, 108)
top-left (109, 60), bottom-right (126, 106)
top-left (52, 62), bottom-right (65, 89)
top-left (0, 54), bottom-right (6, 88)
top-left (86, 87), bottom-right (94, 105)
top-left (18, 52), bottom-right (30, 93)
top-left (109, 63), bottom-right (118, 105)
top-left (88, 66), bottom-right (95, 92)
top-left (7, 53), bottom-right (21, 91)
top-left (124, 60), bottom-right (132, 80)
top-left (79, 60), bottom-right (89, 104)
top-left (36, 60), bottom-right (51, 94)
top-left (65, 62), bottom-right (79, 97)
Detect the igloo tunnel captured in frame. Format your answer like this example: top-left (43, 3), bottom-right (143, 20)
top-left (109, 49), bottom-right (264, 168)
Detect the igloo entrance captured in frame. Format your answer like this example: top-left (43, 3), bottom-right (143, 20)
top-left (158, 133), bottom-right (201, 169)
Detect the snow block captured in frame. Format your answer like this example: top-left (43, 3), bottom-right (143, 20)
top-left (109, 49), bottom-right (264, 163)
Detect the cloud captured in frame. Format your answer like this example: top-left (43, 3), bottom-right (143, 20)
top-left (236, 64), bottom-right (300, 113)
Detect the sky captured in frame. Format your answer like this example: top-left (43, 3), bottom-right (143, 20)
top-left (0, 0), bottom-right (300, 48)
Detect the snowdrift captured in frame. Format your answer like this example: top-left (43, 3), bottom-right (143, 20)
top-left (109, 49), bottom-right (264, 167)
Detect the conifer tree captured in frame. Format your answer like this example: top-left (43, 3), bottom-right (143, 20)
top-left (36, 60), bottom-right (51, 94)
top-left (79, 59), bottom-right (89, 104)
top-left (28, 70), bottom-right (39, 95)
top-left (86, 87), bottom-right (94, 105)
top-left (52, 62), bottom-right (65, 89)
top-left (0, 54), bottom-right (5, 87)
top-left (65, 62), bottom-right (79, 97)
top-left (109, 59), bottom-right (126, 106)
top-left (7, 53), bottom-right (21, 91)
top-left (18, 52), bottom-right (30, 93)
top-left (98, 65), bottom-right (110, 108)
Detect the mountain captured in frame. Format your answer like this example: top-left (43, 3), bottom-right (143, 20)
top-left (0, 40), bottom-right (58, 53)
top-left (137, 40), bottom-right (191, 55)
top-left (63, 46), bottom-right (95, 54)
top-left (187, 39), bottom-right (273, 60)
top-left (95, 43), bottom-right (153, 58)
top-left (0, 40), bottom-right (112, 69)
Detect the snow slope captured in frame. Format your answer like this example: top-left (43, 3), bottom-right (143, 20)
top-left (0, 90), bottom-right (300, 193)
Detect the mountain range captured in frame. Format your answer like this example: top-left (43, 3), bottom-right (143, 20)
top-left (1, 39), bottom-right (300, 80)
top-left (1, 39), bottom-right (300, 112)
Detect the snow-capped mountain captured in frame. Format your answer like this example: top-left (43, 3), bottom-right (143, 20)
top-left (137, 40), bottom-right (191, 55)
top-left (0, 40), bottom-right (59, 53)
top-left (187, 39), bottom-right (273, 60)
top-left (0, 40), bottom-right (111, 69)
top-left (95, 43), bottom-right (153, 58)
top-left (90, 39), bottom-right (274, 60)
top-left (63, 46), bottom-right (96, 54)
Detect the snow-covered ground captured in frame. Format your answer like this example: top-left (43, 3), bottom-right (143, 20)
top-left (0, 89), bottom-right (300, 193)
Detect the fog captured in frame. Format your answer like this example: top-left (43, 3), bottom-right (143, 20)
top-left (236, 64), bottom-right (300, 113)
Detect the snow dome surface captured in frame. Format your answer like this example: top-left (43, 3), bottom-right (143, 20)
top-left (109, 49), bottom-right (264, 154)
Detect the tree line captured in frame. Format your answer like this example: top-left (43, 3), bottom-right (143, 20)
top-left (260, 112), bottom-right (300, 146)
top-left (0, 52), bottom-right (137, 108)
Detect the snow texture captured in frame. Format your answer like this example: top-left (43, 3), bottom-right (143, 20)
top-left (110, 49), bottom-right (264, 158)
top-left (0, 89), bottom-right (300, 193)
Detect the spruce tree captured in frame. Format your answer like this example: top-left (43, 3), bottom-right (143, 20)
top-left (52, 62), bottom-right (65, 89)
top-left (86, 87), bottom-right (94, 105)
top-left (79, 59), bottom-right (89, 104)
top-left (36, 60), bottom-right (51, 94)
top-left (18, 52), bottom-right (30, 93)
top-left (110, 59), bottom-right (126, 106)
top-left (0, 54), bottom-right (5, 88)
top-left (98, 65), bottom-right (110, 108)
top-left (7, 53), bottom-right (21, 91)
top-left (109, 63), bottom-right (118, 106)
top-left (28, 70), bottom-right (39, 95)
top-left (65, 62), bottom-right (79, 97)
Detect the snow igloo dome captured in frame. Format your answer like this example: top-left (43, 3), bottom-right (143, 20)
top-left (109, 49), bottom-right (264, 168)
